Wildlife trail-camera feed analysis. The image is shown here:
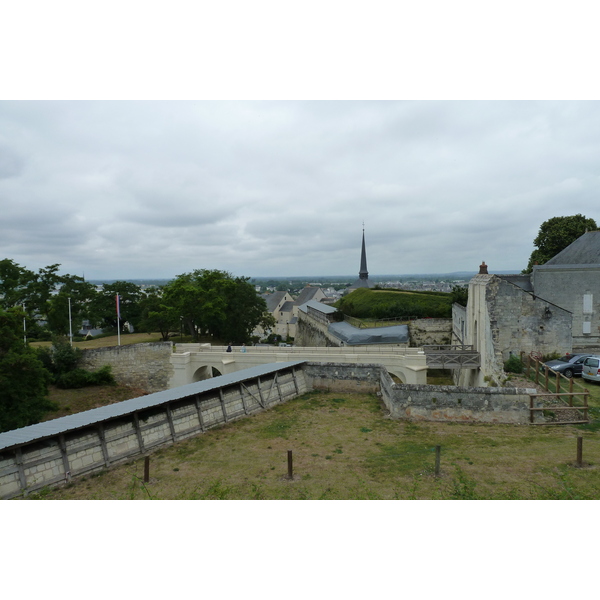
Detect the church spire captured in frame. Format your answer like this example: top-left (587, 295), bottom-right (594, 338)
top-left (359, 226), bottom-right (369, 281)
top-left (348, 226), bottom-right (372, 290)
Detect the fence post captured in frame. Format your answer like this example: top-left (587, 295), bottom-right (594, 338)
top-left (287, 450), bottom-right (293, 479)
top-left (577, 437), bottom-right (583, 467)
top-left (144, 456), bottom-right (150, 483)
top-left (530, 396), bottom-right (534, 424)
top-left (434, 445), bottom-right (441, 478)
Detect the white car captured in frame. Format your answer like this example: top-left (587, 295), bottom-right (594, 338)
top-left (582, 356), bottom-right (600, 383)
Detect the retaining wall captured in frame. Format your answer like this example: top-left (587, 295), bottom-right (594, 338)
top-left (0, 363), bottom-right (308, 499)
top-left (79, 342), bottom-right (174, 393)
top-left (304, 362), bottom-right (541, 425)
top-left (408, 318), bottom-right (453, 347)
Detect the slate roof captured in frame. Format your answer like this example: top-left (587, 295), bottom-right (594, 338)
top-left (279, 301), bottom-right (295, 313)
top-left (294, 286), bottom-right (322, 305)
top-left (542, 231), bottom-right (600, 266)
top-left (499, 274), bottom-right (534, 292)
top-left (262, 291), bottom-right (288, 312)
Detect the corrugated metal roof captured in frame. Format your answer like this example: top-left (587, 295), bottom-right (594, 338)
top-left (0, 361), bottom-right (306, 452)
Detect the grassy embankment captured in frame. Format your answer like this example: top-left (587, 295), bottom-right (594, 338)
top-left (335, 288), bottom-right (452, 323)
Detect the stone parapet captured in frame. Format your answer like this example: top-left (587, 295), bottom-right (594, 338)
top-left (79, 342), bottom-right (174, 393)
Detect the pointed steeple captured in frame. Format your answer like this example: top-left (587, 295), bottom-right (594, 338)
top-left (348, 226), bottom-right (372, 290)
top-left (359, 227), bottom-right (369, 281)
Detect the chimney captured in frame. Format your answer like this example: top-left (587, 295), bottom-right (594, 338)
top-left (479, 261), bottom-right (488, 275)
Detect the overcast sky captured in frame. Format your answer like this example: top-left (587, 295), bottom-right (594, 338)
top-left (1, 100), bottom-right (599, 280)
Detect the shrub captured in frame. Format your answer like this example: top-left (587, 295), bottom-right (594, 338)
top-left (55, 365), bottom-right (115, 389)
top-left (504, 355), bottom-right (524, 374)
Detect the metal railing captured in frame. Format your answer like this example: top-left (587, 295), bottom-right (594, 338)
top-left (343, 315), bottom-right (418, 329)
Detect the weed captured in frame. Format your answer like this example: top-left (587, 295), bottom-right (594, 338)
top-left (447, 467), bottom-right (478, 499)
top-left (198, 479), bottom-right (231, 500)
top-left (360, 427), bottom-right (372, 433)
top-left (258, 416), bottom-right (298, 439)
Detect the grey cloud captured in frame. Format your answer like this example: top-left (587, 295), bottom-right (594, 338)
top-left (2, 101), bottom-right (600, 279)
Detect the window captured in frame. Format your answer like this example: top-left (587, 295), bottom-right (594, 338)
top-left (583, 294), bottom-right (593, 314)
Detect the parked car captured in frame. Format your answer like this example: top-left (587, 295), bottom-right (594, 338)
top-left (544, 354), bottom-right (593, 378)
top-left (582, 356), bottom-right (600, 383)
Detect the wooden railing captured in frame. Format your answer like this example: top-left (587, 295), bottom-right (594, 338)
top-left (523, 354), bottom-right (590, 424)
top-left (422, 345), bottom-right (480, 369)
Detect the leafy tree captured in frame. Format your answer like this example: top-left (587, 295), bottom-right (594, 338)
top-left (46, 275), bottom-right (98, 336)
top-left (92, 281), bottom-right (143, 332)
top-left (161, 269), bottom-right (269, 343)
top-left (450, 284), bottom-right (468, 307)
top-left (0, 307), bottom-right (55, 433)
top-left (0, 259), bottom-right (36, 309)
top-left (138, 287), bottom-right (180, 341)
top-left (524, 214), bottom-right (597, 273)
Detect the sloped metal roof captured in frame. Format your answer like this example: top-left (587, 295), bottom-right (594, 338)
top-left (328, 321), bottom-right (409, 345)
top-left (298, 299), bottom-right (337, 314)
top-left (0, 361), bottom-right (306, 452)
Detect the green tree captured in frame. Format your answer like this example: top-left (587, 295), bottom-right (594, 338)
top-left (0, 259), bottom-right (36, 309)
top-left (524, 214), bottom-right (598, 273)
top-left (0, 307), bottom-right (55, 433)
top-left (138, 287), bottom-right (180, 341)
top-left (450, 285), bottom-right (468, 307)
top-left (161, 270), bottom-right (268, 343)
top-left (92, 281), bottom-right (143, 332)
top-left (46, 275), bottom-right (98, 336)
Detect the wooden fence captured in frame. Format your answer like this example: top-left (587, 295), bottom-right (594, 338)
top-left (523, 354), bottom-right (590, 425)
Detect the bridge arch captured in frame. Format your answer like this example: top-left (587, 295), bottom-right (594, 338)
top-left (192, 365), bottom-right (213, 382)
top-left (387, 369), bottom-right (406, 384)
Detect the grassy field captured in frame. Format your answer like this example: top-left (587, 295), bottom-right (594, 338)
top-left (28, 389), bottom-right (600, 500)
top-left (31, 332), bottom-right (164, 349)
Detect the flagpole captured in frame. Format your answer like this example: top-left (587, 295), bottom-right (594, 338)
top-left (68, 297), bottom-right (73, 346)
top-left (116, 294), bottom-right (121, 346)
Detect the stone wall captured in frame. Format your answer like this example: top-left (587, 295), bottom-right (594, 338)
top-left (304, 362), bottom-right (540, 424)
top-left (459, 274), bottom-right (573, 387)
top-left (533, 265), bottom-right (600, 350)
top-left (408, 318), bottom-right (452, 347)
top-left (490, 277), bottom-right (572, 360)
top-left (79, 342), bottom-right (174, 393)
top-left (0, 365), bottom-right (309, 499)
top-left (379, 370), bottom-right (540, 424)
top-left (303, 362), bottom-right (382, 393)
top-left (295, 312), bottom-right (342, 347)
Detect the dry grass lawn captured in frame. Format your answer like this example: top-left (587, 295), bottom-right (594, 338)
top-left (29, 390), bottom-right (600, 500)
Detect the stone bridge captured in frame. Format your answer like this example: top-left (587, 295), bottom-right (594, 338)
top-left (170, 344), bottom-right (431, 387)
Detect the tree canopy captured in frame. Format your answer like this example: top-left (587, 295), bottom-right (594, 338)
top-left (524, 214), bottom-right (598, 273)
top-left (0, 307), bottom-right (54, 433)
top-left (161, 269), bottom-right (270, 342)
